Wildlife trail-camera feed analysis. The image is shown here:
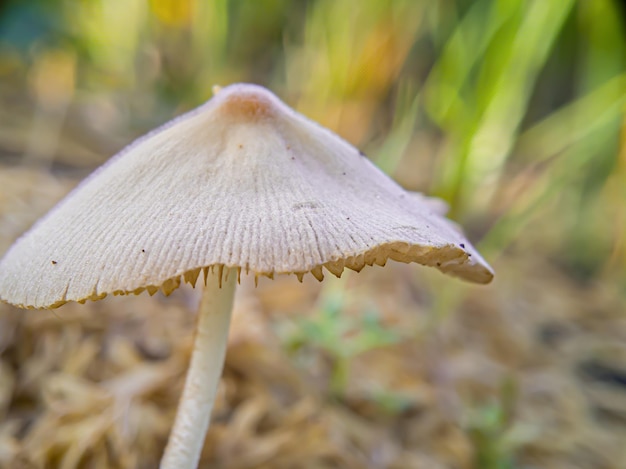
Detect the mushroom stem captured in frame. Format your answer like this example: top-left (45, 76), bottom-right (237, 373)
top-left (160, 267), bottom-right (237, 469)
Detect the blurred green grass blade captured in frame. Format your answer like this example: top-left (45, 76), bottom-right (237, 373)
top-left (516, 74), bottom-right (626, 163)
top-left (423, 0), bottom-right (520, 130)
top-left (577, 0), bottom-right (626, 92)
top-left (480, 122), bottom-right (622, 257)
top-left (461, 0), bottom-right (576, 206)
top-left (476, 74), bottom-right (625, 257)
top-left (374, 82), bottom-right (421, 175)
top-left (191, 0), bottom-right (229, 96)
top-left (69, 0), bottom-right (148, 81)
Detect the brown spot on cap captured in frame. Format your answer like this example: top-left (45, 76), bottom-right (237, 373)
top-left (216, 85), bottom-right (277, 121)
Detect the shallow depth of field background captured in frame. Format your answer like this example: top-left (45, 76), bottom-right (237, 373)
top-left (0, 1), bottom-right (625, 468)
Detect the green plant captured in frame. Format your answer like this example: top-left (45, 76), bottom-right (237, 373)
top-left (283, 292), bottom-right (400, 397)
top-left (465, 378), bottom-right (537, 469)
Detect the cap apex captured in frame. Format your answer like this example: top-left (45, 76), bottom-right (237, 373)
top-left (215, 83), bottom-right (280, 121)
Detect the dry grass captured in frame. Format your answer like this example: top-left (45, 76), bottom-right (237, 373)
top-left (0, 166), bottom-right (625, 468)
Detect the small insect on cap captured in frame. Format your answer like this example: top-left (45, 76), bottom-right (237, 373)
top-left (0, 84), bottom-right (493, 309)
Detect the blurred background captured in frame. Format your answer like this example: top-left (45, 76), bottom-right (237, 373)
top-left (0, 0), bottom-right (625, 468)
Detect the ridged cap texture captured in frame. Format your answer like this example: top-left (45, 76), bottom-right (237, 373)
top-left (0, 84), bottom-right (493, 308)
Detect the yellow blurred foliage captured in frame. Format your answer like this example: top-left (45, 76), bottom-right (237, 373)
top-left (28, 49), bottom-right (76, 110)
top-left (150, 0), bottom-right (194, 27)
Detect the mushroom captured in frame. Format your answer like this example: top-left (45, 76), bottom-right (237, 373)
top-left (0, 83), bottom-right (493, 468)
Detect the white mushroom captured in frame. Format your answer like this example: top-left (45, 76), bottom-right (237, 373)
top-left (0, 83), bottom-right (493, 469)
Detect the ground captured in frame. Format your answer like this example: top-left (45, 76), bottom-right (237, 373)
top-left (0, 166), bottom-right (624, 468)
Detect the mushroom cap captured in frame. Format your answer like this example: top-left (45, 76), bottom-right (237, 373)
top-left (0, 84), bottom-right (493, 309)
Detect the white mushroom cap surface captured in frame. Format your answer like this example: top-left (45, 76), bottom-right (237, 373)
top-left (0, 84), bottom-right (493, 309)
